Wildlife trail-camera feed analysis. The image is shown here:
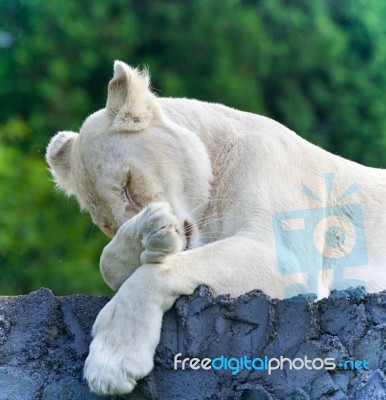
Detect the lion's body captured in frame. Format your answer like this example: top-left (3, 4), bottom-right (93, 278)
top-left (160, 97), bottom-right (386, 297)
top-left (46, 62), bottom-right (386, 394)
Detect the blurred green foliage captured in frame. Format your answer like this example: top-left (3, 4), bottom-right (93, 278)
top-left (0, 0), bottom-right (385, 295)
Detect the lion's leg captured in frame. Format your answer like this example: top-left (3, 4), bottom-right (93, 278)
top-left (85, 236), bottom-right (281, 395)
top-left (100, 202), bottom-right (186, 291)
top-left (84, 264), bottom-right (167, 394)
top-left (99, 221), bottom-right (142, 292)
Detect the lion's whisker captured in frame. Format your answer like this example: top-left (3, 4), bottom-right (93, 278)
top-left (188, 197), bottom-right (233, 216)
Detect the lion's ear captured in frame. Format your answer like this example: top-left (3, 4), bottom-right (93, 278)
top-left (106, 60), bottom-right (157, 131)
top-left (46, 131), bottom-right (78, 195)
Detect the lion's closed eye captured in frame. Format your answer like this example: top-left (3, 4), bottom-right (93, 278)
top-left (123, 185), bottom-right (140, 208)
top-left (122, 173), bottom-right (141, 211)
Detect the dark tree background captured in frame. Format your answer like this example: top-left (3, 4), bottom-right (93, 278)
top-left (0, 0), bottom-right (385, 295)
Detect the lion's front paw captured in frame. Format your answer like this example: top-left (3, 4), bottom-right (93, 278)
top-left (100, 201), bottom-right (186, 291)
top-left (84, 352), bottom-right (138, 395)
top-left (84, 338), bottom-right (153, 395)
top-left (139, 202), bottom-right (185, 264)
top-left (84, 295), bottom-right (157, 395)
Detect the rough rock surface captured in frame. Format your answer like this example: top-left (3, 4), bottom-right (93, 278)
top-left (0, 287), bottom-right (385, 400)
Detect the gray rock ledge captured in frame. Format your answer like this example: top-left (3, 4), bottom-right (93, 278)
top-left (0, 287), bottom-right (385, 400)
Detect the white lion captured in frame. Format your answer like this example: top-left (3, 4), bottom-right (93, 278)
top-left (46, 61), bottom-right (386, 394)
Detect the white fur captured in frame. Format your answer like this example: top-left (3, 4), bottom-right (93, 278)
top-left (46, 61), bottom-right (386, 394)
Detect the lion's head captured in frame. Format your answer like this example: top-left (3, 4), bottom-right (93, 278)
top-left (46, 61), bottom-right (212, 246)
